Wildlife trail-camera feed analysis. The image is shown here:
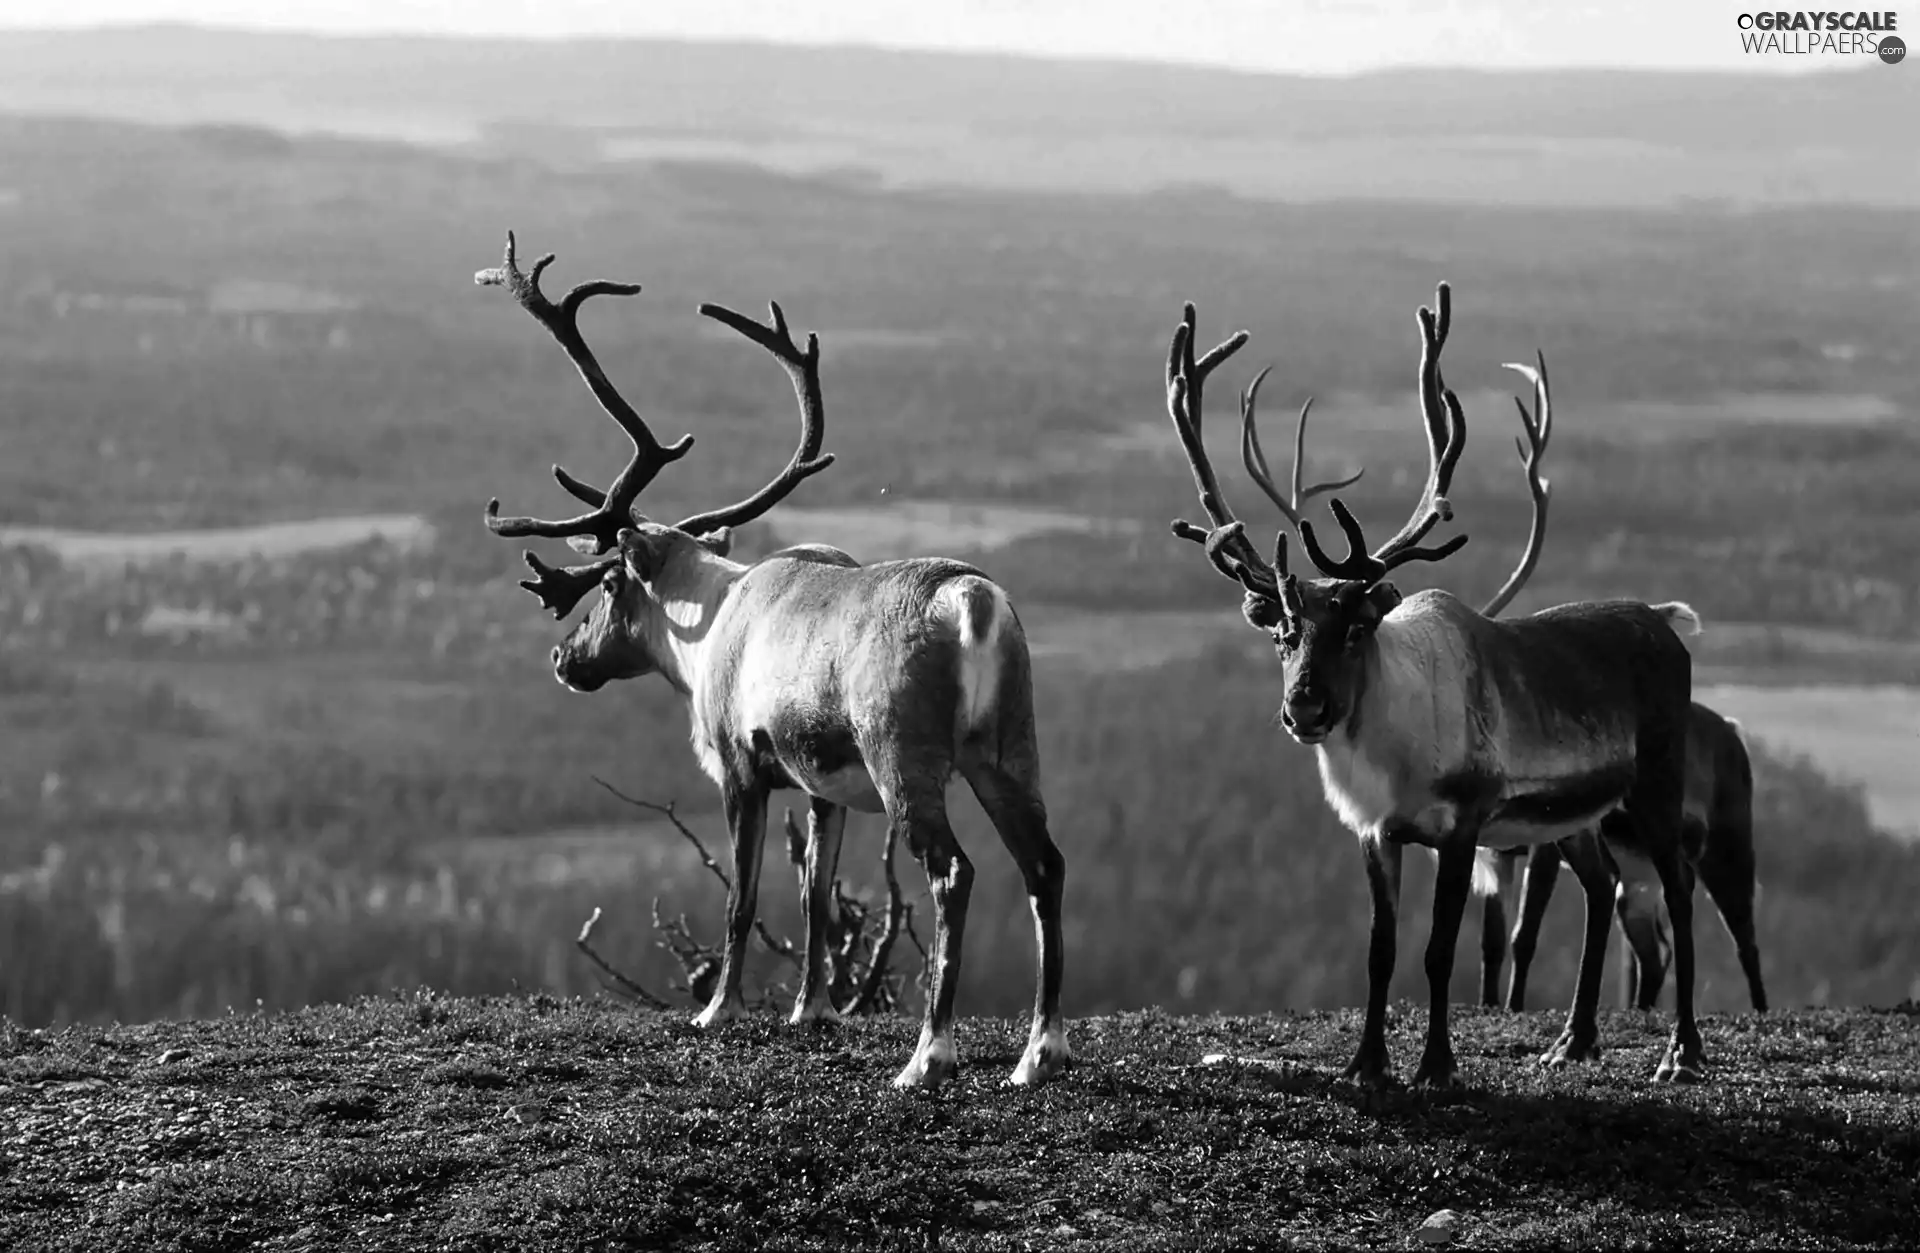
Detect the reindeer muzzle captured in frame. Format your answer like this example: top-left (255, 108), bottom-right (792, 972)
top-left (1280, 693), bottom-right (1333, 744)
top-left (552, 645), bottom-right (607, 693)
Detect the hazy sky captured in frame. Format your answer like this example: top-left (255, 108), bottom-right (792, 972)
top-left (0, 2), bottom-right (1797, 74)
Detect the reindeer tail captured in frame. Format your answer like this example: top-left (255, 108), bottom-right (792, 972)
top-left (1653, 601), bottom-right (1703, 636)
top-left (933, 575), bottom-right (1016, 733)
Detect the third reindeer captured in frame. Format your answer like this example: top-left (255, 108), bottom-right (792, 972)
top-left (1160, 282), bottom-right (1710, 1086)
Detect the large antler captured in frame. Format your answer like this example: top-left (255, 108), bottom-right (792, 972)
top-left (1298, 281), bottom-right (1470, 584)
top-left (1164, 304), bottom-right (1303, 617)
top-left (1239, 372), bottom-right (1365, 531)
top-left (671, 301), bottom-right (835, 536)
top-left (479, 231), bottom-right (695, 559)
top-left (1479, 352), bottom-right (1553, 617)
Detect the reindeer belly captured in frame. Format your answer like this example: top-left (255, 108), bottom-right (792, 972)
top-left (1479, 759), bottom-right (1637, 847)
top-left (787, 760), bottom-right (885, 813)
top-left (752, 719), bottom-right (886, 814)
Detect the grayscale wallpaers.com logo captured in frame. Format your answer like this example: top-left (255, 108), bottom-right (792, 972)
top-left (1736, 10), bottom-right (1905, 61)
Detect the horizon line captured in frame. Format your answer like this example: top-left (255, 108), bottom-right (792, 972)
top-left (0, 17), bottom-right (1863, 81)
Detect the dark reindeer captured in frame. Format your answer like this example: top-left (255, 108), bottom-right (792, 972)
top-left (477, 233), bottom-right (1068, 1089)
top-left (1482, 703), bottom-right (1767, 1015)
top-left (1443, 372), bottom-right (1770, 1021)
top-left (1163, 282), bottom-right (1708, 1085)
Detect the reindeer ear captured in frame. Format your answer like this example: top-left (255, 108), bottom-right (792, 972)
top-left (694, 526), bottom-right (733, 558)
top-left (618, 529), bottom-right (667, 582)
top-left (1363, 581), bottom-right (1403, 621)
top-left (1242, 590), bottom-right (1286, 630)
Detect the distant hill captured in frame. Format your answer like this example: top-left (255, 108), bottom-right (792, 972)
top-left (1, 23), bottom-right (1913, 207)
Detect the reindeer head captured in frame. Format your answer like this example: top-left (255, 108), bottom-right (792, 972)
top-left (550, 524), bottom-right (736, 692)
top-left (476, 232), bottom-right (835, 688)
top-left (1165, 286), bottom-right (1514, 744)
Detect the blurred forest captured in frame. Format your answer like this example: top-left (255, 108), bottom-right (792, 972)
top-left (1, 111), bottom-right (1917, 1029)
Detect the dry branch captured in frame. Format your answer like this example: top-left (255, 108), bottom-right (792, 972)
top-left (573, 907), bottom-right (672, 1009)
top-left (580, 780), bottom-right (922, 1015)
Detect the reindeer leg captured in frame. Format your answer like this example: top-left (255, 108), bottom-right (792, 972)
top-left (1696, 806), bottom-right (1768, 1013)
top-left (790, 797), bottom-right (847, 1026)
top-left (1652, 837), bottom-right (1705, 1082)
top-left (1541, 828), bottom-right (1614, 1066)
top-left (1611, 843), bottom-right (1671, 1011)
top-left (1507, 841), bottom-right (1563, 1011)
top-left (887, 784), bottom-right (971, 1089)
top-left (962, 753), bottom-right (1070, 1086)
top-left (1479, 888), bottom-right (1506, 1008)
top-left (1345, 835), bottom-right (1402, 1087)
top-left (695, 782), bottom-right (769, 1029)
top-left (1625, 730), bottom-right (1706, 1083)
top-left (1412, 832), bottom-right (1479, 1090)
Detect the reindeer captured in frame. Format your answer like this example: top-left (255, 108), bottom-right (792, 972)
top-left (1434, 348), bottom-right (1768, 1020)
top-left (475, 233), bottom-right (1068, 1089)
top-left (1162, 282), bottom-right (1708, 1085)
top-left (1482, 702), bottom-right (1767, 1015)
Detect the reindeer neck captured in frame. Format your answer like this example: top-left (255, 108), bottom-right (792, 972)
top-left (1334, 592), bottom-right (1481, 769)
top-left (642, 546), bottom-right (750, 698)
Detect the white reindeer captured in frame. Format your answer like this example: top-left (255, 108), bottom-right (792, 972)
top-left (477, 233), bottom-right (1069, 1089)
top-left (1162, 283), bottom-right (1708, 1086)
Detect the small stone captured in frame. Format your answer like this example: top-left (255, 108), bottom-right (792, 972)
top-left (156, 1048), bottom-right (189, 1065)
top-left (53, 1078), bottom-right (106, 1094)
top-left (1419, 1209), bottom-right (1460, 1245)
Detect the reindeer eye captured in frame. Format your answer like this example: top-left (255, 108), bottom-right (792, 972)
top-left (1344, 623), bottom-right (1368, 652)
top-left (601, 568), bottom-right (624, 593)
top-left (1276, 627), bottom-right (1302, 652)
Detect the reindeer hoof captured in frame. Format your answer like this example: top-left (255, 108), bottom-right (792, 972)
top-left (1539, 1033), bottom-right (1602, 1067)
top-left (1654, 1053), bottom-right (1707, 1084)
top-left (1654, 1031), bottom-right (1708, 1083)
top-left (893, 1055), bottom-right (958, 1089)
top-left (1007, 1030), bottom-right (1072, 1087)
top-left (1342, 1057), bottom-right (1396, 1090)
top-left (787, 1001), bottom-right (844, 1028)
top-left (692, 999), bottom-right (745, 1030)
top-left (1411, 1059), bottom-right (1459, 1090)
top-left (893, 1039), bottom-right (959, 1089)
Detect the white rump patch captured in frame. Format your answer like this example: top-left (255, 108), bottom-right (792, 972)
top-left (935, 577), bottom-right (1008, 731)
top-left (1471, 847), bottom-right (1500, 898)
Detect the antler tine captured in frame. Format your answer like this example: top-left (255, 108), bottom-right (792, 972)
top-left (1163, 304), bottom-right (1289, 605)
top-left (479, 230), bottom-right (695, 558)
top-left (672, 300), bottom-right (838, 535)
top-left (1165, 305), bottom-right (1252, 533)
top-left (1241, 379), bottom-right (1367, 530)
top-left (515, 550), bottom-right (618, 620)
top-left (1239, 367), bottom-right (1301, 529)
top-left (1298, 499), bottom-right (1389, 582)
top-left (1290, 398), bottom-right (1366, 507)
top-left (1480, 350), bottom-right (1553, 617)
top-left (1361, 280), bottom-right (1469, 574)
